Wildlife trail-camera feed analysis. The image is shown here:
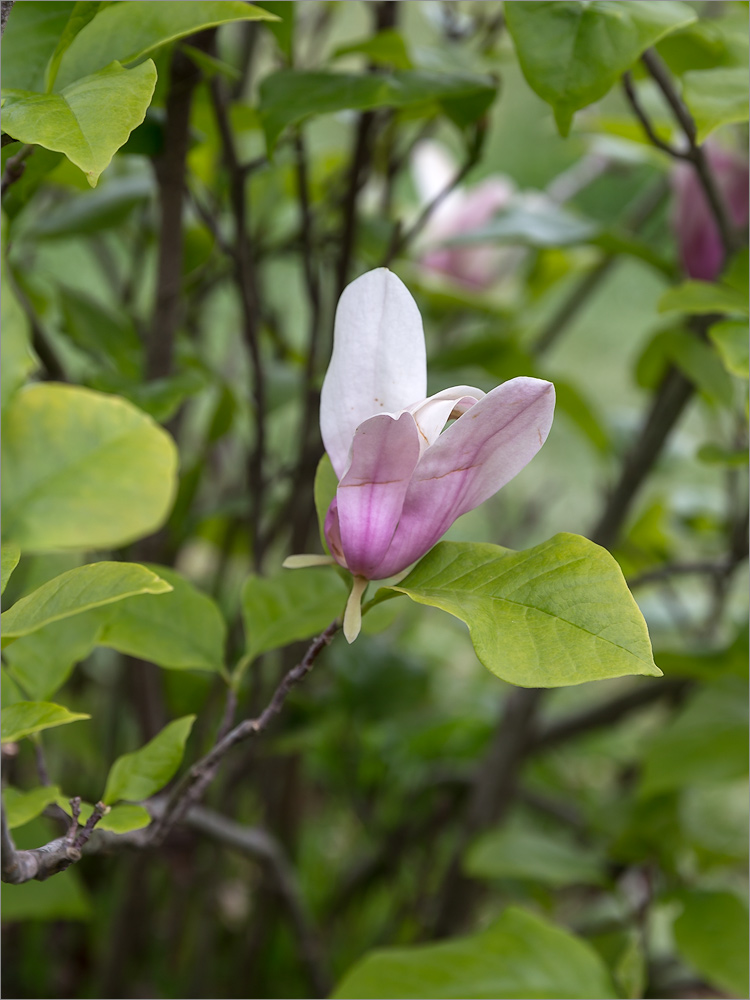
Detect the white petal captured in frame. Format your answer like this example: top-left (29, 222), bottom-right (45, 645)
top-left (406, 385), bottom-right (485, 452)
top-left (320, 269), bottom-right (427, 478)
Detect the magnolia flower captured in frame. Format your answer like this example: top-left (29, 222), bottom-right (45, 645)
top-left (671, 142), bottom-right (749, 281)
top-left (310, 268), bottom-right (554, 641)
top-left (412, 141), bottom-right (515, 289)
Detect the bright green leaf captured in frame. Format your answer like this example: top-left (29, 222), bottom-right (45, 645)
top-left (54, 0), bottom-right (279, 91)
top-left (683, 66), bottom-right (749, 143)
top-left (102, 715), bottom-right (196, 804)
top-left (97, 565), bottom-right (226, 673)
top-left (709, 319), bottom-right (749, 378)
top-left (97, 803), bottom-right (151, 834)
top-left (332, 906), bottom-right (617, 999)
top-left (637, 328), bottom-right (734, 405)
top-left (658, 280), bottom-right (749, 316)
top-left (241, 568), bottom-right (345, 664)
top-left (1, 543), bottom-right (21, 596)
top-left (2, 60), bottom-right (157, 187)
top-left (640, 679), bottom-right (748, 796)
top-left (465, 823), bottom-right (605, 887)
top-left (673, 891), bottom-right (749, 998)
top-left (1, 562), bottom-right (171, 643)
top-left (1, 701), bottom-right (90, 744)
top-left (504, 1), bottom-right (696, 135)
top-left (3, 785), bottom-right (62, 830)
top-left (389, 535), bottom-right (660, 687)
top-left (2, 383), bottom-right (178, 553)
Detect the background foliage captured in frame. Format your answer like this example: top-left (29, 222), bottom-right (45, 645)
top-left (1, 2), bottom-right (748, 998)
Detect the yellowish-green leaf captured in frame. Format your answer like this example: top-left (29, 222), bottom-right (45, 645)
top-left (1, 562), bottom-right (171, 644)
top-left (1, 701), bottom-right (90, 744)
top-left (709, 320), bottom-right (749, 378)
top-left (683, 66), bottom-right (749, 143)
top-left (2, 542), bottom-right (20, 596)
top-left (2, 383), bottom-right (178, 553)
top-left (102, 715), bottom-right (196, 804)
top-left (2, 60), bottom-right (157, 187)
top-left (389, 535), bottom-right (660, 687)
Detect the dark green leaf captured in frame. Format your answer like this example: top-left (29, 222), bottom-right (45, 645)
top-left (241, 568), bottom-right (345, 664)
top-left (505, 1), bottom-right (696, 135)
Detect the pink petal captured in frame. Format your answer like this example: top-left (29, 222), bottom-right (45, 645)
top-left (369, 378), bottom-right (555, 579)
top-left (672, 143), bottom-right (749, 281)
top-left (320, 269), bottom-right (427, 478)
top-left (329, 411), bottom-right (421, 579)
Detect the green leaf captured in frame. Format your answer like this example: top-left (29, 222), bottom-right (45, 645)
top-left (3, 785), bottom-right (62, 830)
top-left (1, 542), bottom-right (20, 596)
top-left (54, 0), bottom-right (279, 91)
top-left (259, 69), bottom-right (496, 152)
top-left (614, 932), bottom-right (647, 1000)
top-left (504, 1), bottom-right (696, 135)
top-left (1, 701), bottom-right (90, 744)
top-left (673, 891), bottom-right (749, 998)
top-left (96, 565), bottom-right (226, 673)
top-left (332, 906), bottom-right (617, 999)
top-left (709, 320), bottom-right (749, 378)
top-left (3, 614), bottom-right (104, 701)
top-left (465, 823), bottom-right (606, 887)
top-left (59, 284), bottom-right (142, 377)
top-left (98, 802), bottom-right (151, 834)
top-left (683, 66), bottom-right (749, 143)
top-left (639, 679), bottom-right (748, 796)
top-left (1, 562), bottom-right (171, 643)
top-left (241, 568), bottom-right (345, 664)
top-left (102, 715), bottom-right (196, 804)
top-left (57, 798), bottom-right (152, 835)
top-left (2, 383), bottom-right (178, 553)
top-left (658, 280), bottom-right (749, 317)
top-left (680, 779), bottom-right (749, 859)
top-left (1, 1), bottom-right (78, 92)
top-left (1, 868), bottom-right (91, 921)
top-left (44, 1), bottom-right (102, 92)
top-left (333, 29), bottom-right (414, 70)
top-left (29, 174), bottom-right (152, 240)
top-left (1, 226), bottom-right (38, 406)
top-left (389, 535), bottom-right (660, 687)
top-left (251, 2), bottom-right (294, 61)
top-left (314, 452), bottom-right (338, 554)
top-left (2, 60), bottom-right (157, 188)
top-left (636, 328), bottom-right (734, 405)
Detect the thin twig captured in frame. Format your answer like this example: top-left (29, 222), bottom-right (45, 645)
top-left (622, 72), bottom-right (686, 160)
top-left (628, 560), bottom-right (736, 588)
top-left (209, 74), bottom-right (267, 569)
top-left (641, 48), bottom-right (738, 258)
top-left (149, 620), bottom-right (340, 844)
top-left (1, 143), bottom-right (33, 196)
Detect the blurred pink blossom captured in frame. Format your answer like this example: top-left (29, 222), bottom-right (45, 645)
top-left (671, 142), bottom-right (749, 281)
top-left (412, 141), bottom-right (515, 289)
